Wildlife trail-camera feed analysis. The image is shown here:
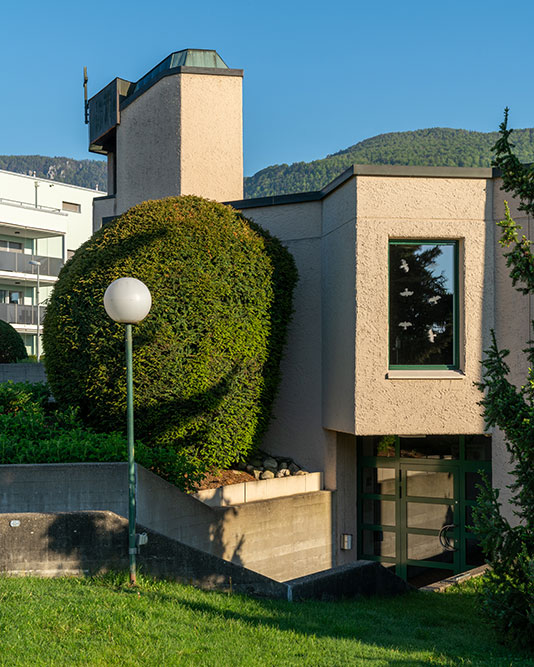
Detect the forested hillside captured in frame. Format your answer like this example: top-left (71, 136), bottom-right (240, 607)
top-left (243, 127), bottom-right (534, 198)
top-left (0, 155), bottom-right (106, 191)
top-left (4, 127), bottom-right (534, 199)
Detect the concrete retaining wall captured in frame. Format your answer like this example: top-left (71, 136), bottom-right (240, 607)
top-left (0, 463), bottom-right (333, 582)
top-left (0, 511), bottom-right (410, 601)
top-left (0, 363), bottom-right (46, 384)
top-left (192, 471), bottom-right (323, 506)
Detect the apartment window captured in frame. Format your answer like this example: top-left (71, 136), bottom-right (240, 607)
top-left (0, 240), bottom-right (23, 252)
top-left (62, 201), bottom-right (81, 213)
top-left (9, 291), bottom-right (21, 304)
top-left (389, 240), bottom-right (458, 369)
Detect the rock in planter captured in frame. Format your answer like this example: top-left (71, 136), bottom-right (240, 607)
top-left (253, 469), bottom-right (262, 480)
top-left (295, 470), bottom-right (308, 476)
top-left (288, 462), bottom-right (300, 474)
top-left (263, 456), bottom-right (278, 471)
top-left (260, 470), bottom-right (275, 480)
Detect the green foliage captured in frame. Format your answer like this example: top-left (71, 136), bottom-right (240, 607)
top-left (0, 155), bottom-right (106, 191)
top-left (493, 108), bottom-right (534, 218)
top-left (0, 320), bottom-right (28, 363)
top-left (0, 381), bottom-right (131, 465)
top-left (43, 196), bottom-right (297, 488)
top-left (244, 127), bottom-right (534, 198)
top-left (470, 110), bottom-right (534, 648)
top-left (0, 381), bottom-right (198, 486)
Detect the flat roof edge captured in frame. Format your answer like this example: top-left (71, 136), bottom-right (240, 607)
top-left (231, 164), bottom-right (498, 209)
top-left (121, 66), bottom-right (243, 112)
top-left (349, 164), bottom-right (494, 178)
top-left (226, 190), bottom-right (322, 209)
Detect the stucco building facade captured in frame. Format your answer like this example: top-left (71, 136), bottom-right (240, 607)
top-left (88, 50), bottom-right (528, 583)
top-left (0, 169), bottom-right (100, 354)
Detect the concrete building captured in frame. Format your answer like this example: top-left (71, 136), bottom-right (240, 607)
top-left (0, 169), bottom-right (101, 354)
top-left (88, 49), bottom-right (527, 584)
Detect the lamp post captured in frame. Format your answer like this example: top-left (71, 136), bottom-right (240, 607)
top-left (103, 277), bottom-right (152, 586)
top-left (29, 259), bottom-right (41, 361)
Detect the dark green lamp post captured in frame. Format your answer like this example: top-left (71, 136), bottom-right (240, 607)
top-left (104, 277), bottom-right (152, 585)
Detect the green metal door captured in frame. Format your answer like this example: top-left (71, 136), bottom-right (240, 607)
top-left (357, 435), bottom-right (491, 584)
top-left (398, 462), bottom-right (459, 582)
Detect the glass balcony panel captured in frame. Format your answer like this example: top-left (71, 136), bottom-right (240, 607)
top-left (0, 251), bottom-right (63, 277)
top-left (0, 250), bottom-right (17, 271)
top-left (0, 303), bottom-right (45, 325)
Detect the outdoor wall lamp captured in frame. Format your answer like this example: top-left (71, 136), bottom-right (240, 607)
top-left (104, 277), bottom-right (152, 585)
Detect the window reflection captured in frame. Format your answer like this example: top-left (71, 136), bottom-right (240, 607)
top-left (389, 242), bottom-right (456, 367)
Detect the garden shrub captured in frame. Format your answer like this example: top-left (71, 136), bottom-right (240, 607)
top-left (43, 196), bottom-right (297, 488)
top-left (0, 381), bottom-right (186, 479)
top-left (0, 320), bottom-right (28, 363)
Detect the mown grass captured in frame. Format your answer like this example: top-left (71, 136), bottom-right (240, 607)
top-left (0, 574), bottom-right (531, 666)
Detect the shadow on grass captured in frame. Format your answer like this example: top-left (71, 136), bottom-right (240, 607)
top-left (104, 581), bottom-right (527, 665)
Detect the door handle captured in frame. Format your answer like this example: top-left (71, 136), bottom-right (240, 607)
top-left (438, 524), bottom-right (457, 551)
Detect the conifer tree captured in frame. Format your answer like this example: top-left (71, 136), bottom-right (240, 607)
top-left (472, 109), bottom-right (534, 648)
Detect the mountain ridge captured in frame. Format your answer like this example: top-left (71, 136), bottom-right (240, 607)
top-left (3, 127), bottom-right (534, 199)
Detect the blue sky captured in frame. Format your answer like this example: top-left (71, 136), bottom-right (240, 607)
top-left (2, 0), bottom-right (533, 176)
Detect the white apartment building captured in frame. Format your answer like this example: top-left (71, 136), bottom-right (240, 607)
top-left (0, 169), bottom-right (102, 354)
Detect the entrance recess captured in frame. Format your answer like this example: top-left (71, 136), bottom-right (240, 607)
top-left (357, 435), bottom-right (491, 584)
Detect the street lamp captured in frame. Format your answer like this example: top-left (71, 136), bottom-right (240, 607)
top-left (29, 259), bottom-right (41, 361)
top-left (103, 277), bottom-right (152, 585)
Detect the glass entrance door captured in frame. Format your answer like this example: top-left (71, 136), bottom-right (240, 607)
top-left (399, 464), bottom-right (458, 583)
top-left (357, 435), bottom-right (491, 584)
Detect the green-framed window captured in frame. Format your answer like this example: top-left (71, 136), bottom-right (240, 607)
top-left (389, 240), bottom-right (459, 369)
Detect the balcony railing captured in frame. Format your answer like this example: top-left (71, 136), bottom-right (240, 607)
top-left (0, 303), bottom-right (45, 326)
top-left (0, 251), bottom-right (63, 277)
top-left (0, 196), bottom-right (64, 215)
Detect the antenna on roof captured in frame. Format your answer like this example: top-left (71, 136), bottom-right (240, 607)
top-left (83, 67), bottom-right (89, 125)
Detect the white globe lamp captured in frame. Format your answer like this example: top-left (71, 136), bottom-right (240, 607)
top-left (104, 277), bottom-right (152, 324)
top-left (104, 276), bottom-right (151, 586)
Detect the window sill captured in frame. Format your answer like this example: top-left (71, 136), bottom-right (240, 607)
top-left (387, 369), bottom-right (465, 380)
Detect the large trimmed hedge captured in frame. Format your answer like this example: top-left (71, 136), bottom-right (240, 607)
top-left (43, 196), bottom-right (297, 487)
top-left (0, 320), bottom-right (28, 363)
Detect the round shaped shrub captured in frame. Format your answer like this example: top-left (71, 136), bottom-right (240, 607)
top-left (43, 196), bottom-right (297, 486)
top-left (0, 320), bottom-right (28, 363)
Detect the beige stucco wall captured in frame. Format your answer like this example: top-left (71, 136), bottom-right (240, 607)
top-left (236, 201), bottom-right (335, 477)
top-left (179, 73), bottom-right (243, 201)
top-left (114, 71), bottom-right (242, 218)
top-left (351, 175), bottom-right (494, 435)
top-left (321, 179), bottom-right (357, 434)
top-left (116, 76), bottom-right (182, 213)
top-left (92, 196), bottom-right (117, 233)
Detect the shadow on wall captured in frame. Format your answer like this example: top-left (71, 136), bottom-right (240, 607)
top-left (209, 505), bottom-right (244, 566)
top-left (46, 511), bottom-right (127, 574)
top-left (45, 510), bottom-right (248, 578)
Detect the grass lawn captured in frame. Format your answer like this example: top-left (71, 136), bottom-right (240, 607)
top-left (0, 574), bottom-right (531, 666)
